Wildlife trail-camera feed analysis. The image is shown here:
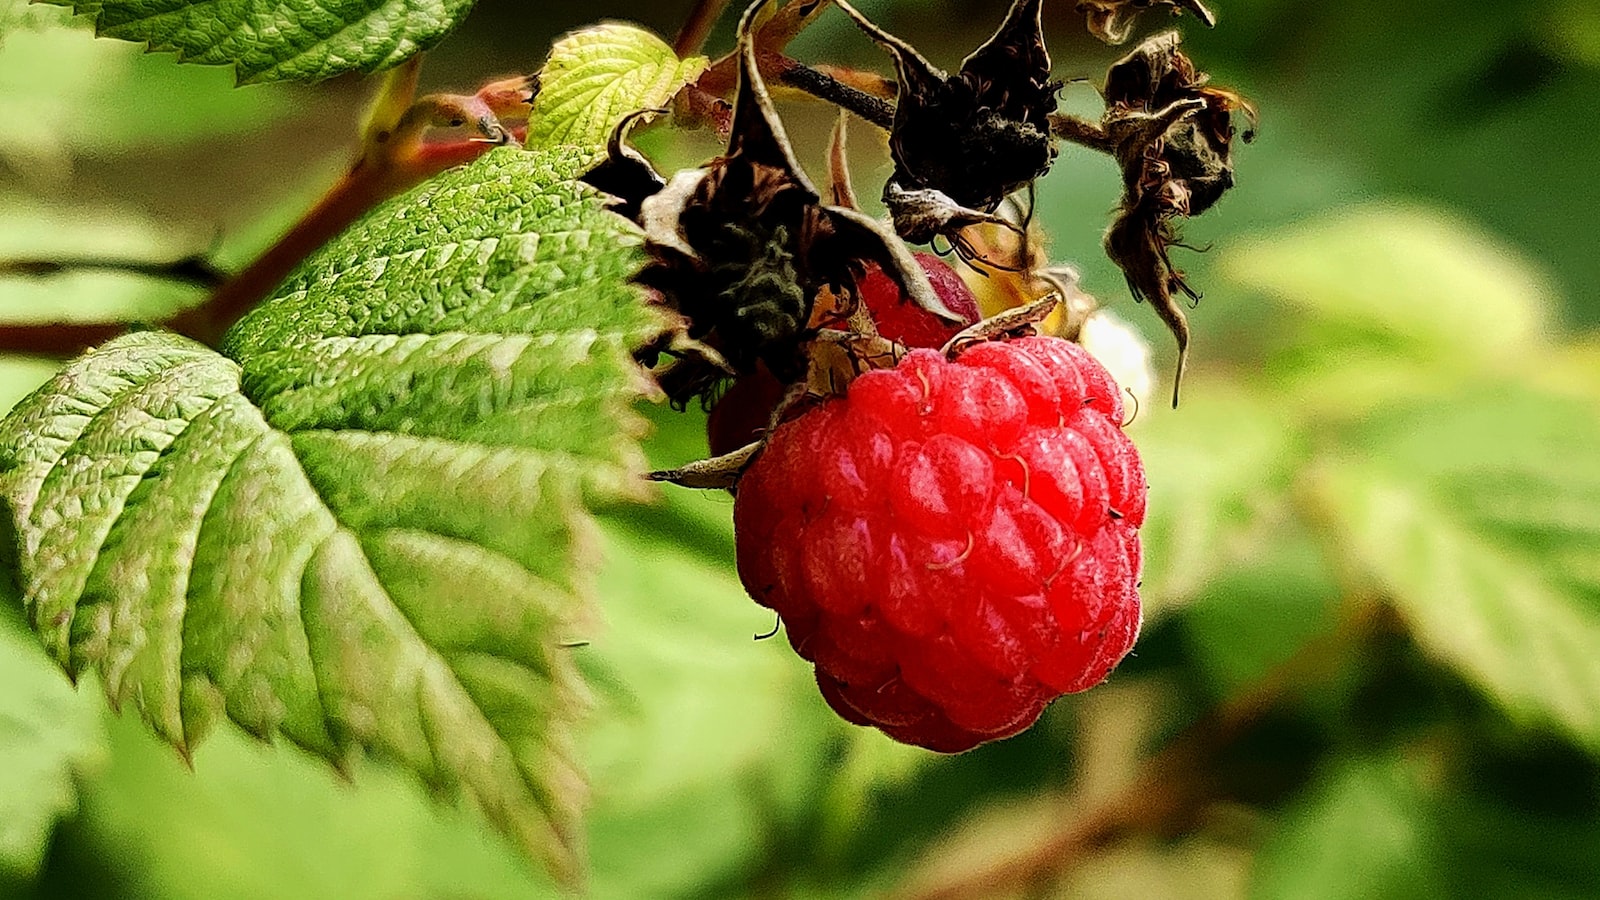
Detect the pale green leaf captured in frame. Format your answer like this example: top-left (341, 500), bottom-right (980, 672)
top-left (47, 0), bottom-right (477, 83)
top-left (0, 146), bottom-right (661, 881)
top-left (60, 709), bottom-right (554, 900)
top-left (1136, 383), bottom-right (1301, 614)
top-left (0, 0), bottom-right (73, 43)
top-left (1544, 0), bottom-right (1600, 68)
top-left (0, 20), bottom-right (292, 177)
top-left (582, 520), bottom-right (829, 897)
top-left (1221, 204), bottom-right (1557, 362)
top-left (1303, 388), bottom-right (1600, 752)
top-left (529, 23), bottom-right (707, 157)
top-left (1179, 525), bottom-right (1341, 698)
top-left (0, 607), bottom-right (107, 878)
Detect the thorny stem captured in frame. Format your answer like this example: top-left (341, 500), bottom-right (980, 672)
top-left (892, 601), bottom-right (1393, 900)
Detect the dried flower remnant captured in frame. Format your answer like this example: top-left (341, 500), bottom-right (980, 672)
top-left (833, 0), bottom-right (1059, 258)
top-left (584, 0), bottom-right (954, 408)
top-left (1057, 30), bottom-right (1253, 407)
top-left (1077, 0), bottom-right (1216, 45)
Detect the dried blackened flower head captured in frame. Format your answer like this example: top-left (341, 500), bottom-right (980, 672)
top-left (584, 0), bottom-right (953, 407)
top-left (1077, 0), bottom-right (1215, 45)
top-left (835, 0), bottom-right (1059, 250)
top-left (1098, 30), bottom-right (1254, 407)
top-left (581, 107), bottom-right (668, 221)
top-left (1104, 30), bottom-right (1255, 215)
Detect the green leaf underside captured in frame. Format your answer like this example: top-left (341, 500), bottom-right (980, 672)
top-left (47, 0), bottom-right (477, 83)
top-left (1306, 390), bottom-right (1600, 752)
top-left (0, 146), bottom-right (659, 881)
top-left (529, 23), bottom-right (707, 157)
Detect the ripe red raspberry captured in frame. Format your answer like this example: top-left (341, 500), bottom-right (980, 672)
top-left (707, 253), bottom-right (979, 457)
top-left (733, 337), bottom-right (1145, 752)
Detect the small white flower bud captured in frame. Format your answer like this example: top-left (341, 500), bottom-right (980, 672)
top-left (1079, 309), bottom-right (1154, 423)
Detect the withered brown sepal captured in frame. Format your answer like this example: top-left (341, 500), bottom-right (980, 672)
top-left (1097, 30), bottom-right (1255, 407)
top-left (1077, 0), bottom-right (1216, 45)
top-left (583, 0), bottom-right (953, 408)
top-left (835, 0), bottom-right (1059, 252)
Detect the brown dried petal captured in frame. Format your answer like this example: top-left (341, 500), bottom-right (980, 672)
top-left (1077, 0), bottom-right (1215, 46)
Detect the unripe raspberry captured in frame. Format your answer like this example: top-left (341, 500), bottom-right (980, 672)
top-left (733, 337), bottom-right (1145, 752)
top-left (707, 365), bottom-right (788, 459)
top-left (858, 252), bottom-right (981, 348)
top-left (707, 254), bottom-right (979, 457)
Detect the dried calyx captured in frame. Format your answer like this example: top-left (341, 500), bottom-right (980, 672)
top-left (584, 0), bottom-right (956, 410)
top-left (833, 0), bottom-right (1057, 260)
top-left (604, 0), bottom-right (1254, 476)
top-left (1076, 0), bottom-right (1216, 45)
top-left (1054, 30), bottom-right (1254, 407)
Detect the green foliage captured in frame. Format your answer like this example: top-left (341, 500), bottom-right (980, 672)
top-left (1135, 385), bottom-right (1300, 615)
top-left (0, 604), bottom-right (106, 880)
top-left (1222, 206), bottom-right (1559, 414)
top-left (46, 0), bottom-right (477, 82)
top-left (0, 195), bottom-right (206, 322)
top-left (53, 709), bottom-right (555, 900)
top-left (1304, 390), bottom-right (1600, 751)
top-left (0, 17), bottom-right (291, 175)
top-left (0, 0), bottom-right (71, 41)
top-left (1224, 205), bottom-right (1554, 358)
top-left (0, 146), bottom-right (660, 882)
top-left (3, 1), bottom-right (1600, 897)
top-left (1252, 756), bottom-right (1445, 900)
top-left (528, 23), bottom-right (707, 158)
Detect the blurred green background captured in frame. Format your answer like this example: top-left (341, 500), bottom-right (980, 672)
top-left (3, 0), bottom-right (1600, 898)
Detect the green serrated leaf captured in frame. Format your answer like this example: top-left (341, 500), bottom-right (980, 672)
top-left (47, 0), bottom-right (477, 83)
top-left (529, 23), bottom-right (707, 157)
top-left (1303, 388), bottom-right (1600, 753)
top-left (0, 146), bottom-right (660, 883)
top-left (0, 606), bottom-right (107, 879)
